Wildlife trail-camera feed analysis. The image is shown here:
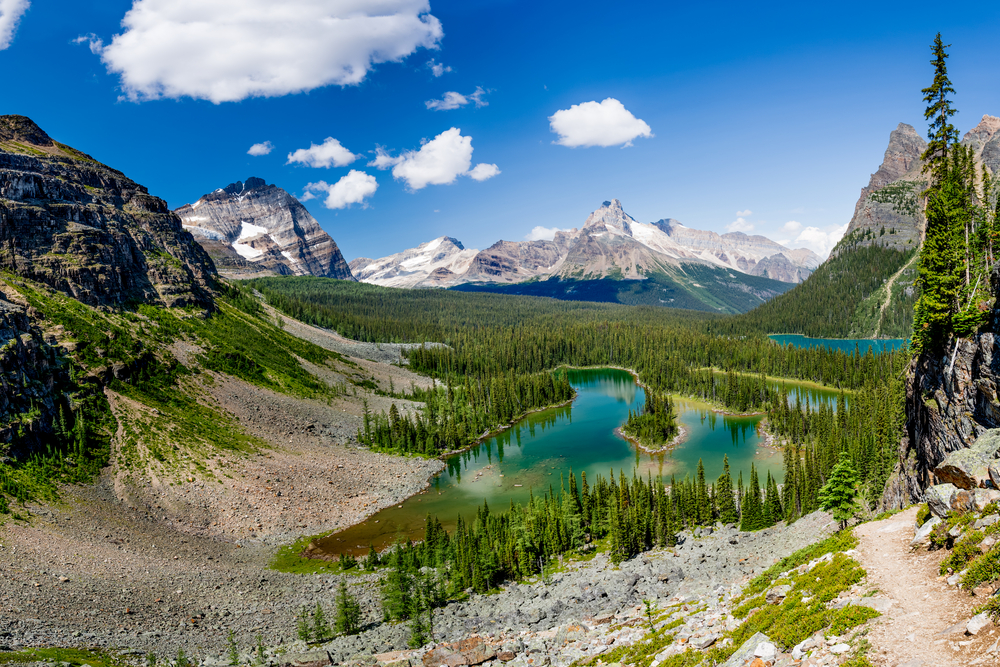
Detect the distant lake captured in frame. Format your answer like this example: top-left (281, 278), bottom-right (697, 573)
top-left (769, 334), bottom-right (908, 354)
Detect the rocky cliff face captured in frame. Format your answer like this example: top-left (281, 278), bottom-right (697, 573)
top-left (175, 178), bottom-right (354, 280)
top-left (0, 115), bottom-right (215, 308)
top-left (880, 116), bottom-right (1000, 509)
top-left (463, 235), bottom-right (573, 284)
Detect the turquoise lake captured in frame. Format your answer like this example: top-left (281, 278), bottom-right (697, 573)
top-left (769, 334), bottom-right (908, 354)
top-left (315, 368), bottom-right (788, 557)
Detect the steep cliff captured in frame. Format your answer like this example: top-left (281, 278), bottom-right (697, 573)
top-left (0, 115), bottom-right (215, 309)
top-left (175, 177), bottom-right (354, 280)
top-left (349, 236), bottom-right (477, 288)
top-left (881, 116), bottom-right (1000, 508)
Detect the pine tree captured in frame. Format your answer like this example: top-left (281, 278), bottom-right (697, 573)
top-left (740, 464), bottom-right (764, 531)
top-left (716, 456), bottom-right (738, 525)
top-left (818, 452), bottom-right (861, 530)
top-left (920, 33), bottom-right (959, 183)
top-left (312, 601), bottom-right (332, 642)
top-left (334, 580), bottom-right (363, 636)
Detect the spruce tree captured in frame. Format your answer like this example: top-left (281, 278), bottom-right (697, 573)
top-left (312, 602), bottom-right (332, 642)
top-left (920, 33), bottom-right (959, 183)
top-left (716, 456), bottom-right (738, 525)
top-left (819, 452), bottom-right (861, 530)
top-left (740, 464), bottom-right (764, 531)
top-left (334, 580), bottom-right (363, 636)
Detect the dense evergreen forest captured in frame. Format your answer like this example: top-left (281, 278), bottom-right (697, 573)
top-left (718, 239), bottom-right (916, 339)
top-left (251, 278), bottom-right (907, 525)
top-left (621, 390), bottom-right (678, 447)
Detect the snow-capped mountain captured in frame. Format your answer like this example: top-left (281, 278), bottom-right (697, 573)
top-left (175, 177), bottom-right (354, 279)
top-left (349, 237), bottom-right (478, 288)
top-left (351, 199), bottom-right (819, 289)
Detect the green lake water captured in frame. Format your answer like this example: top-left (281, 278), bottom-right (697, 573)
top-left (769, 334), bottom-right (907, 354)
top-left (315, 368), bottom-right (789, 557)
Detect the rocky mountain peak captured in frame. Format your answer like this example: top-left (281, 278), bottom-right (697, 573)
top-left (583, 198), bottom-right (636, 235)
top-left (174, 179), bottom-right (354, 280)
top-left (963, 115), bottom-right (1000, 175)
top-left (222, 176), bottom-right (267, 196)
top-left (0, 115), bottom-right (54, 146)
top-left (873, 123), bottom-right (927, 190)
top-left (441, 236), bottom-right (465, 251)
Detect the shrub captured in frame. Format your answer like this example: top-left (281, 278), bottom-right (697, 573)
top-left (915, 504), bottom-right (931, 527)
top-left (961, 546), bottom-right (1000, 591)
top-left (829, 605), bottom-right (880, 635)
top-left (940, 531), bottom-right (984, 575)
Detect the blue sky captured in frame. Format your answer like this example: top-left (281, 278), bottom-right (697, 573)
top-left (2, 1), bottom-right (1000, 260)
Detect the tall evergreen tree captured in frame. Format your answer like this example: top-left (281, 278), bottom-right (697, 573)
top-left (716, 456), bottom-right (738, 525)
top-left (920, 33), bottom-right (959, 183)
top-left (819, 452), bottom-right (861, 530)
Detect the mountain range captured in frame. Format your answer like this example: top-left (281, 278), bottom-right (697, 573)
top-left (351, 199), bottom-right (820, 290)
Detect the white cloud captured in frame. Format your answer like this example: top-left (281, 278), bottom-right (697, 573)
top-left (287, 137), bottom-right (358, 168)
top-left (779, 220), bottom-right (802, 235)
top-left (726, 217), bottom-right (754, 233)
top-left (526, 226), bottom-right (571, 242)
top-left (736, 209), bottom-right (753, 217)
top-left (780, 223), bottom-right (848, 258)
top-left (0, 0), bottom-right (30, 50)
top-left (428, 58), bottom-right (451, 77)
top-left (87, 0), bottom-right (443, 103)
top-left (548, 98), bottom-right (653, 148)
top-left (247, 141), bottom-right (274, 156)
top-left (468, 163), bottom-right (500, 181)
top-left (369, 127), bottom-right (497, 190)
top-left (303, 170), bottom-right (378, 209)
top-left (425, 86), bottom-right (487, 110)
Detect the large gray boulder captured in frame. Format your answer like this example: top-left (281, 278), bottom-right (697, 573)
top-left (925, 484), bottom-right (959, 518)
top-left (934, 430), bottom-right (1000, 490)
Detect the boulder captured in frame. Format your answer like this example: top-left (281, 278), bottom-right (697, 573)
top-left (925, 484), bottom-right (958, 518)
top-left (421, 648), bottom-right (466, 667)
top-left (720, 632), bottom-right (772, 667)
top-left (968, 613), bottom-right (992, 635)
top-left (765, 585), bottom-right (792, 605)
top-left (975, 514), bottom-right (1000, 530)
top-left (976, 489), bottom-right (1000, 511)
top-left (952, 490), bottom-right (975, 513)
top-left (934, 430), bottom-right (1000, 489)
top-left (911, 517), bottom-right (942, 548)
top-left (829, 644), bottom-right (851, 655)
top-left (990, 462), bottom-right (1000, 490)
top-left (279, 652), bottom-right (332, 667)
top-left (754, 642), bottom-right (777, 662)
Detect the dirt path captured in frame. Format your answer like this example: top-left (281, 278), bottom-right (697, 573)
top-left (854, 506), bottom-right (996, 666)
top-left (874, 253), bottom-right (917, 336)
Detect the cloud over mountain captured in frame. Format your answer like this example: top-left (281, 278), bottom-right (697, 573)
top-left (87, 0), bottom-right (443, 102)
top-left (302, 170), bottom-right (378, 209)
top-left (370, 127), bottom-right (498, 190)
top-left (549, 98), bottom-right (652, 148)
top-left (287, 137), bottom-right (358, 168)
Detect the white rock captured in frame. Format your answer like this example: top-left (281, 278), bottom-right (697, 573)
top-left (753, 642), bottom-right (776, 662)
top-left (968, 613), bottom-right (991, 635)
top-left (829, 643), bottom-right (851, 654)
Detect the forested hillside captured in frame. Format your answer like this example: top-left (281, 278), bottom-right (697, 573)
top-left (719, 236), bottom-right (916, 338)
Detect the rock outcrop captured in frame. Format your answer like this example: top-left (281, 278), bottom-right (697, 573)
top-left (175, 177), bottom-right (354, 280)
top-left (0, 115), bottom-right (215, 308)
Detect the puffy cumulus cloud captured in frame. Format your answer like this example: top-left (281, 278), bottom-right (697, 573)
top-left (780, 223), bottom-right (848, 258)
top-left (247, 141), bottom-right (274, 156)
top-left (726, 217), bottom-right (754, 233)
top-left (468, 163), bottom-right (500, 181)
top-left (369, 128), bottom-right (497, 190)
top-left (526, 226), bottom-right (572, 242)
top-left (427, 58), bottom-right (451, 77)
top-left (425, 86), bottom-right (487, 110)
top-left (0, 0), bottom-right (30, 50)
top-left (736, 209), bottom-right (753, 217)
top-left (780, 220), bottom-right (802, 235)
top-left (287, 137), bottom-right (358, 168)
top-left (88, 0), bottom-right (443, 103)
top-left (302, 170), bottom-right (378, 209)
top-left (549, 98), bottom-right (652, 148)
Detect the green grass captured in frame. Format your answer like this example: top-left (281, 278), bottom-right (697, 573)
top-left (270, 533), bottom-right (355, 575)
top-left (0, 647), bottom-right (127, 667)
